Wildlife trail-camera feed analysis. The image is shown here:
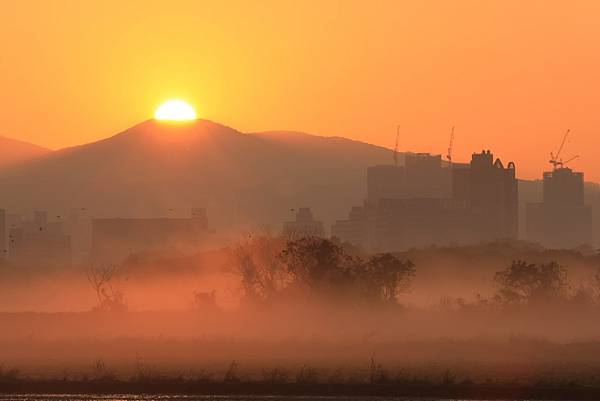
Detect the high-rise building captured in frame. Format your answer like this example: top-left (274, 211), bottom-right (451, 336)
top-left (336, 149), bottom-right (518, 251)
top-left (543, 167), bottom-right (585, 205)
top-left (367, 165), bottom-right (404, 203)
top-left (453, 150), bottom-right (518, 241)
top-left (368, 197), bottom-right (473, 250)
top-left (527, 167), bottom-right (592, 248)
top-left (367, 153), bottom-right (451, 204)
top-left (331, 206), bottom-right (369, 246)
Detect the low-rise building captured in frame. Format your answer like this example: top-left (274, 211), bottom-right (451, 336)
top-left (91, 208), bottom-right (210, 263)
top-left (282, 207), bottom-right (325, 239)
top-left (8, 211), bottom-right (71, 266)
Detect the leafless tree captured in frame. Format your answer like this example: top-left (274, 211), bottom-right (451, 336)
top-left (87, 264), bottom-right (127, 312)
top-left (229, 230), bottom-right (289, 303)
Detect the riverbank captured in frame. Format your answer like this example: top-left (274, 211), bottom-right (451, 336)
top-left (1, 378), bottom-right (600, 400)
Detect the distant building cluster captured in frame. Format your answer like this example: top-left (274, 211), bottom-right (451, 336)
top-left (294, 150), bottom-right (591, 252)
top-left (0, 207), bottom-right (211, 267)
top-left (331, 150), bottom-right (518, 251)
top-left (0, 148), bottom-right (595, 267)
top-left (0, 211), bottom-right (71, 266)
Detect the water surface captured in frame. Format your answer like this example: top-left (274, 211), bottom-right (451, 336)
top-left (0, 396), bottom-right (499, 401)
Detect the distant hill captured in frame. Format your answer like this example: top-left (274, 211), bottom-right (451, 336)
top-left (0, 136), bottom-right (50, 170)
top-left (0, 120), bottom-right (398, 232)
top-left (0, 120), bottom-right (597, 245)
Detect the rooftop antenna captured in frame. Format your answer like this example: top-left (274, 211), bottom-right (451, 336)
top-left (393, 125), bottom-right (400, 167)
top-left (549, 129), bottom-right (571, 170)
top-left (446, 126), bottom-right (455, 166)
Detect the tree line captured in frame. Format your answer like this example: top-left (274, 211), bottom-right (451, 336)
top-left (231, 234), bottom-right (415, 305)
top-left (230, 233), bottom-right (600, 309)
top-left (85, 233), bottom-right (600, 311)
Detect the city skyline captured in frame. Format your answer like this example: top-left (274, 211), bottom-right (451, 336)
top-left (1, 1), bottom-right (600, 180)
top-left (2, 3), bottom-right (600, 397)
top-left (0, 116), bottom-right (592, 184)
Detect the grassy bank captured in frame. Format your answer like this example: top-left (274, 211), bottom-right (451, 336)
top-left (1, 377), bottom-right (600, 400)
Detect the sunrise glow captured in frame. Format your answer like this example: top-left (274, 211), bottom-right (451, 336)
top-left (154, 100), bottom-right (197, 121)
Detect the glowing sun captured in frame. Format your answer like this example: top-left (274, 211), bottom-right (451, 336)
top-left (154, 100), bottom-right (197, 121)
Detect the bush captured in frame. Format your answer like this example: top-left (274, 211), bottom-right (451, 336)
top-left (493, 260), bottom-right (568, 305)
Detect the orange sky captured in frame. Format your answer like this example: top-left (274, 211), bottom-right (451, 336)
top-left (1, 0), bottom-right (599, 181)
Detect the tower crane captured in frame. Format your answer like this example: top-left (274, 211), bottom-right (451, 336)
top-left (393, 125), bottom-right (400, 167)
top-left (549, 129), bottom-right (571, 170)
top-left (562, 155), bottom-right (580, 166)
top-left (446, 126), bottom-right (455, 166)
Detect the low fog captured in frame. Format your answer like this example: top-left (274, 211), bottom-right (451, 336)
top-left (2, 234), bottom-right (600, 384)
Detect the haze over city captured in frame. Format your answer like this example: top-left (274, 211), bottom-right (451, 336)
top-left (2, 1), bottom-right (600, 400)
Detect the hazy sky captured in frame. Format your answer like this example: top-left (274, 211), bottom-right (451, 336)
top-left (1, 0), bottom-right (599, 181)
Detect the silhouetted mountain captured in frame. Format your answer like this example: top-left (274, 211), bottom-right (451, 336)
top-left (0, 120), bottom-right (598, 245)
top-left (0, 120), bottom-right (397, 231)
top-left (0, 136), bottom-right (50, 170)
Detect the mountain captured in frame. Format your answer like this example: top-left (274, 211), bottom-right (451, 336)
top-left (1, 119), bottom-right (597, 244)
top-left (0, 136), bottom-right (50, 170)
top-left (0, 120), bottom-right (397, 231)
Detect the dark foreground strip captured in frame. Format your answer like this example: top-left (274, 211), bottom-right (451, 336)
top-left (1, 380), bottom-right (600, 400)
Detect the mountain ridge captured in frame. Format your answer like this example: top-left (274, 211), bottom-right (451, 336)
top-left (0, 135), bottom-right (51, 170)
top-left (0, 119), bottom-right (598, 245)
top-left (0, 120), bottom-right (397, 231)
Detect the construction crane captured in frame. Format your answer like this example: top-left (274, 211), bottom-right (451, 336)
top-left (393, 125), bottom-right (400, 167)
top-left (446, 126), bottom-right (455, 166)
top-left (549, 129), bottom-right (571, 170)
top-left (562, 155), bottom-right (580, 166)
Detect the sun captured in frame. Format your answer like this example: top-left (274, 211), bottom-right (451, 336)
top-left (154, 99), bottom-right (197, 121)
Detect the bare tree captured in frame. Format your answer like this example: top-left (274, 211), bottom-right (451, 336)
top-left (87, 264), bottom-right (127, 312)
top-left (229, 231), bottom-right (289, 303)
